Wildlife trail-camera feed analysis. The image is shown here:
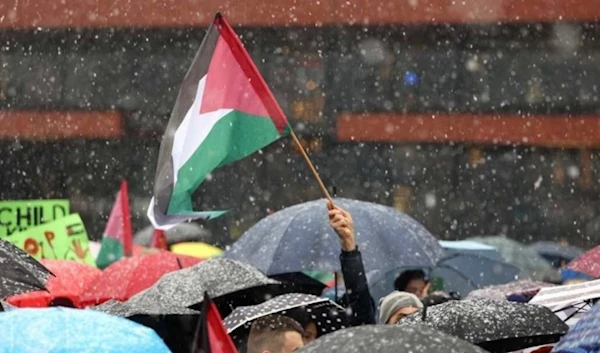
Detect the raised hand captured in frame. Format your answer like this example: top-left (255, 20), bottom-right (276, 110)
top-left (327, 200), bottom-right (356, 251)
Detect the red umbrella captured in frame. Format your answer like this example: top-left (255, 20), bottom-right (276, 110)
top-left (7, 259), bottom-right (101, 308)
top-left (568, 245), bottom-right (600, 278)
top-left (79, 251), bottom-right (201, 307)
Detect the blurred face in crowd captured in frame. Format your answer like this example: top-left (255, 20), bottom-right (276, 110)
top-left (248, 315), bottom-right (305, 353)
top-left (302, 322), bottom-right (318, 344)
top-left (281, 331), bottom-right (304, 353)
top-left (405, 278), bottom-right (427, 297)
top-left (386, 306), bottom-right (419, 324)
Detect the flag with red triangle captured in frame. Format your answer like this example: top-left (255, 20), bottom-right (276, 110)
top-left (96, 180), bottom-right (133, 269)
top-left (193, 292), bottom-right (239, 353)
top-left (147, 13), bottom-right (290, 229)
top-left (150, 229), bottom-right (168, 250)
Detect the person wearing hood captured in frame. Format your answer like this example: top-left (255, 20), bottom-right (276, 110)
top-left (327, 200), bottom-right (376, 326)
top-left (378, 291), bottom-right (423, 324)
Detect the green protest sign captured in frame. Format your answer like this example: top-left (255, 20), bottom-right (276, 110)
top-left (0, 199), bottom-right (70, 238)
top-left (5, 213), bottom-right (95, 266)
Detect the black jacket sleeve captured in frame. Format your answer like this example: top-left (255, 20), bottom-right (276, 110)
top-left (339, 247), bottom-right (376, 326)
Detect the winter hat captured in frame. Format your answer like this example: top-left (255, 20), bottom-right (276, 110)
top-left (378, 291), bottom-right (423, 324)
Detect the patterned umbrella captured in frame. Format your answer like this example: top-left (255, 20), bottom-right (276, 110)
top-left (398, 299), bottom-right (568, 352)
top-left (297, 325), bottom-right (488, 353)
top-left (467, 280), bottom-right (556, 301)
top-left (567, 244), bottom-right (600, 278)
top-left (225, 293), bottom-right (347, 333)
top-left (551, 302), bottom-right (600, 353)
top-left (530, 279), bottom-right (600, 327)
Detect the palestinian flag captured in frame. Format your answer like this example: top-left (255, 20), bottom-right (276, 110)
top-left (148, 13), bottom-right (290, 229)
top-left (96, 180), bottom-right (133, 269)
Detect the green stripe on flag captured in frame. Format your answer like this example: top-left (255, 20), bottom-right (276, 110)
top-left (96, 236), bottom-right (125, 269)
top-left (168, 110), bottom-right (285, 214)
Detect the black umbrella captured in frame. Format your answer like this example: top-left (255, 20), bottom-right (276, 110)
top-left (93, 299), bottom-right (201, 353)
top-left (269, 273), bottom-right (327, 296)
top-left (125, 258), bottom-right (285, 317)
top-left (398, 299), bottom-right (568, 352)
top-left (92, 299), bottom-right (200, 317)
top-left (297, 324), bottom-right (488, 353)
top-left (0, 239), bottom-right (52, 298)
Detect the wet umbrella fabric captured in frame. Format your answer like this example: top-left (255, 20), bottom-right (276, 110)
top-left (551, 302), bottom-right (600, 353)
top-left (467, 280), bottom-right (556, 301)
top-left (126, 258), bottom-right (281, 317)
top-left (225, 293), bottom-right (348, 334)
top-left (398, 299), bottom-right (568, 352)
top-left (567, 244), bottom-right (600, 279)
top-left (92, 298), bottom-right (200, 317)
top-left (79, 251), bottom-right (201, 306)
top-left (297, 324), bottom-right (488, 353)
top-left (1, 307), bottom-right (171, 353)
top-left (530, 279), bottom-right (600, 327)
top-left (469, 236), bottom-right (552, 280)
top-left (530, 242), bottom-right (583, 267)
top-left (367, 254), bottom-right (519, 302)
top-left (0, 239), bottom-right (52, 298)
top-left (7, 259), bottom-right (100, 308)
top-left (225, 198), bottom-right (444, 275)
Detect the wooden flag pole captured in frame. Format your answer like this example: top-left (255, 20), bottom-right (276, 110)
top-left (289, 130), bottom-right (333, 203)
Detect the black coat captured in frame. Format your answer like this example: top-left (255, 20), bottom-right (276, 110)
top-left (339, 247), bottom-right (376, 326)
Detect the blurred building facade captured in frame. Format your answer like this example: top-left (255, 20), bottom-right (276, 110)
top-left (1, 0), bottom-right (600, 246)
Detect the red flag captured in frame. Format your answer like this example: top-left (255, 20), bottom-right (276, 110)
top-left (193, 292), bottom-right (238, 353)
top-left (150, 229), bottom-right (168, 250)
top-left (96, 180), bottom-right (133, 268)
top-left (119, 180), bottom-right (133, 256)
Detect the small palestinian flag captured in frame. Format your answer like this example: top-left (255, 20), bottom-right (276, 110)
top-left (148, 13), bottom-right (289, 229)
top-left (96, 180), bottom-right (133, 269)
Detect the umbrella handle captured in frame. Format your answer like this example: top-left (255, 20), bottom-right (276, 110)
top-left (334, 272), bottom-right (339, 303)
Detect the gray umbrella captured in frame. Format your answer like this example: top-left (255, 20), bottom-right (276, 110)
top-left (398, 299), bottom-right (568, 352)
top-left (134, 223), bottom-right (212, 247)
top-left (0, 239), bottom-right (52, 298)
top-left (297, 324), bottom-right (488, 353)
top-left (226, 198), bottom-right (443, 275)
top-left (468, 236), bottom-right (552, 280)
top-left (91, 299), bottom-right (200, 317)
top-left (126, 258), bottom-right (283, 316)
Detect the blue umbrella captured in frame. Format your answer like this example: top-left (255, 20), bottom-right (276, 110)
top-left (367, 254), bottom-right (520, 302)
top-left (439, 240), bottom-right (503, 261)
top-left (1, 307), bottom-right (171, 353)
top-left (552, 302), bottom-right (600, 353)
top-left (225, 198), bottom-right (443, 275)
top-left (530, 241), bottom-right (583, 268)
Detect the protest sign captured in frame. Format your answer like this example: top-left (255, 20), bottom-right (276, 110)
top-left (5, 214), bottom-right (95, 266)
top-left (0, 200), bottom-right (69, 238)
